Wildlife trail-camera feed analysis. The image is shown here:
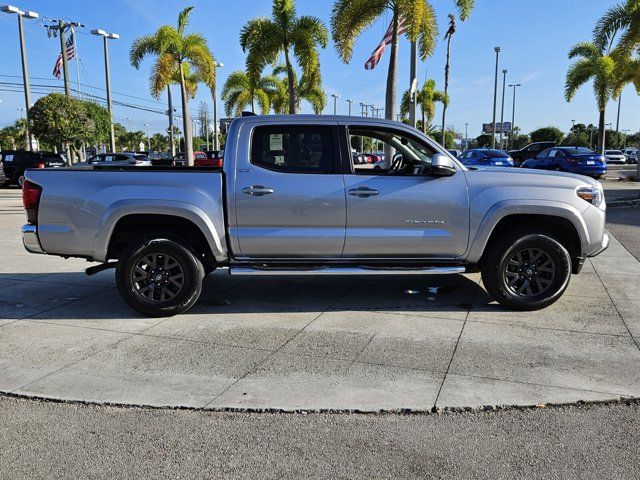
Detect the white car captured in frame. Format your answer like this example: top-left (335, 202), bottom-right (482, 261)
top-left (604, 150), bottom-right (627, 164)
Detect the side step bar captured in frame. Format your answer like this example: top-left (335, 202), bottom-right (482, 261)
top-left (229, 266), bottom-right (465, 276)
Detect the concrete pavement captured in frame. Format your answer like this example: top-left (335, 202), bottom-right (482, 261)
top-left (1, 187), bottom-right (639, 412)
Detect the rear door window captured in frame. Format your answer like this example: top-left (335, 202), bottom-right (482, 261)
top-left (251, 126), bottom-right (337, 174)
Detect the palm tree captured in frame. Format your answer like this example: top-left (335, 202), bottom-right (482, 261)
top-left (270, 65), bottom-right (326, 114)
top-left (594, 0), bottom-right (640, 54)
top-left (221, 70), bottom-right (275, 116)
top-left (400, 79), bottom-right (448, 134)
top-left (565, 42), bottom-right (616, 154)
top-left (240, 0), bottom-right (328, 114)
top-left (130, 7), bottom-right (216, 165)
top-left (441, 14), bottom-right (455, 145)
top-left (331, 0), bottom-right (473, 122)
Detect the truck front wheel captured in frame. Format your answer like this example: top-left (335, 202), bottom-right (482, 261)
top-left (481, 230), bottom-right (571, 310)
top-left (116, 237), bottom-right (204, 317)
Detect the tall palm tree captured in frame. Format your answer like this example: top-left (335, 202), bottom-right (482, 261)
top-left (400, 79), bottom-right (448, 134)
top-left (565, 42), bottom-right (616, 154)
top-left (331, 0), bottom-right (473, 122)
top-left (240, 0), bottom-right (328, 114)
top-left (441, 14), bottom-right (455, 145)
top-left (270, 65), bottom-right (326, 114)
top-left (593, 0), bottom-right (640, 54)
top-left (221, 70), bottom-right (275, 116)
top-left (130, 7), bottom-right (216, 165)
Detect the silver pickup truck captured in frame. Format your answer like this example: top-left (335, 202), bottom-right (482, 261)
top-left (21, 115), bottom-right (609, 317)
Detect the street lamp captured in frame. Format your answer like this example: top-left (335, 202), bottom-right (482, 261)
top-left (125, 117), bottom-right (132, 132)
top-left (622, 129), bottom-right (630, 148)
top-left (331, 93), bottom-right (339, 115)
top-left (499, 69), bottom-right (507, 149)
top-left (91, 28), bottom-right (119, 152)
top-left (2, 4), bottom-right (38, 151)
top-left (508, 83), bottom-right (522, 150)
top-left (491, 47), bottom-right (501, 149)
top-left (464, 123), bottom-right (469, 151)
top-left (212, 61), bottom-right (223, 151)
top-left (144, 123), bottom-right (150, 152)
top-left (346, 99), bottom-right (353, 116)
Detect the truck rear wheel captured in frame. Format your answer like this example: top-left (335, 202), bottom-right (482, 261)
top-left (481, 230), bottom-right (571, 310)
top-left (116, 237), bottom-right (204, 317)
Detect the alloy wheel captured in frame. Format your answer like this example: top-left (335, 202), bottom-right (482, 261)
top-left (503, 247), bottom-right (556, 298)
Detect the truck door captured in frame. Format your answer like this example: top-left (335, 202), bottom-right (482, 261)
top-left (233, 124), bottom-right (346, 258)
top-left (341, 124), bottom-right (469, 258)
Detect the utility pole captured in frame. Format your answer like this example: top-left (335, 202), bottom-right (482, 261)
top-left (499, 69), bottom-right (507, 150)
top-left (346, 99), bottom-right (353, 116)
top-left (213, 61), bottom-right (223, 151)
top-left (409, 41), bottom-right (417, 128)
top-left (2, 6), bottom-right (38, 151)
top-left (167, 87), bottom-right (175, 156)
top-left (58, 20), bottom-right (71, 97)
top-left (91, 29), bottom-right (118, 153)
top-left (331, 93), bottom-right (339, 115)
top-left (615, 94), bottom-right (622, 148)
top-left (508, 83), bottom-right (521, 150)
top-left (491, 47), bottom-right (501, 149)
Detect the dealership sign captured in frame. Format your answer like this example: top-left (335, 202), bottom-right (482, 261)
top-left (482, 122), bottom-right (512, 133)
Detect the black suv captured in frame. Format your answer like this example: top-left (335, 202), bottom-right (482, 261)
top-left (508, 142), bottom-right (557, 166)
top-left (0, 150), bottom-right (67, 187)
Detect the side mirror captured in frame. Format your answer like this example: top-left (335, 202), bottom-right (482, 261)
top-left (431, 153), bottom-right (457, 177)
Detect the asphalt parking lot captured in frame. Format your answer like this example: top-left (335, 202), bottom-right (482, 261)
top-left (1, 187), bottom-right (639, 412)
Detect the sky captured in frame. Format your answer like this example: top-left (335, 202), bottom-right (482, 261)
top-left (0, 0), bottom-right (637, 140)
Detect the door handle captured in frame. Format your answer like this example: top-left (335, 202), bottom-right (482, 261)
top-left (348, 187), bottom-right (379, 198)
top-left (242, 185), bottom-right (274, 196)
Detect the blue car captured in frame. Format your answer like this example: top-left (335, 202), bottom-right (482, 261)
top-left (521, 146), bottom-right (606, 179)
top-left (458, 149), bottom-right (514, 167)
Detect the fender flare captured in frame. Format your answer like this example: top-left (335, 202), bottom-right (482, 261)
top-left (91, 199), bottom-right (227, 262)
top-left (465, 199), bottom-right (589, 263)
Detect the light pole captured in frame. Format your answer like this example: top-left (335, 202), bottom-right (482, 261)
top-left (359, 102), bottom-right (366, 116)
top-left (2, 5), bottom-right (38, 151)
top-left (346, 99), bottom-right (353, 116)
top-left (91, 29), bottom-right (118, 152)
top-left (17, 107), bottom-right (24, 118)
top-left (508, 83), bottom-right (521, 150)
top-left (126, 117), bottom-right (132, 132)
top-left (491, 47), bottom-right (501, 149)
top-left (144, 123), bottom-right (150, 152)
top-left (499, 68), bottom-right (507, 150)
top-left (622, 129), bottom-right (630, 148)
top-left (464, 123), bottom-right (469, 150)
top-left (571, 119), bottom-right (576, 129)
top-left (331, 93), bottom-right (339, 115)
top-left (212, 61), bottom-right (223, 151)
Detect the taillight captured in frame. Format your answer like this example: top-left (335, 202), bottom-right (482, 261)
top-left (22, 180), bottom-right (42, 224)
top-left (37, 162), bottom-right (45, 169)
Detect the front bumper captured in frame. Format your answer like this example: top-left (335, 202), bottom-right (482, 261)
top-left (588, 233), bottom-right (610, 258)
top-left (22, 224), bottom-right (44, 254)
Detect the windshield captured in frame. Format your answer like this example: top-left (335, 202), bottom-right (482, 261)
top-left (606, 150), bottom-right (622, 154)
top-left (481, 149), bottom-right (509, 158)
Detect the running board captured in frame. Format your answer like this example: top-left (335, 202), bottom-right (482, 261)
top-left (229, 266), bottom-right (465, 276)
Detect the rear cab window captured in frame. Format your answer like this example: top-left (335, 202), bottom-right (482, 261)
top-left (251, 125), bottom-right (337, 174)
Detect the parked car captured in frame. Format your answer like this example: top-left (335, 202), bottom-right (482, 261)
top-left (0, 150), bottom-right (66, 187)
top-left (604, 150), bottom-right (627, 164)
top-left (458, 149), bottom-right (514, 167)
top-left (148, 152), bottom-right (175, 167)
top-left (21, 115), bottom-right (608, 317)
top-left (0, 160), bottom-right (6, 186)
top-left (521, 147), bottom-right (606, 179)
top-left (200, 150), bottom-right (224, 168)
top-left (508, 141), bottom-right (557, 166)
top-left (173, 151), bottom-right (207, 166)
top-left (82, 152), bottom-right (151, 167)
top-left (622, 148), bottom-right (638, 164)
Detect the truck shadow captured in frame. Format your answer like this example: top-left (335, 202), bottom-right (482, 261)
top-left (0, 272), bottom-right (488, 320)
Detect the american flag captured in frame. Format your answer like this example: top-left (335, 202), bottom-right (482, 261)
top-left (365, 16), bottom-right (407, 70)
top-left (53, 31), bottom-right (75, 79)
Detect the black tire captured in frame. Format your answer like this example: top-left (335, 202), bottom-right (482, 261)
top-left (116, 237), bottom-right (204, 317)
top-left (481, 230), bottom-right (571, 310)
